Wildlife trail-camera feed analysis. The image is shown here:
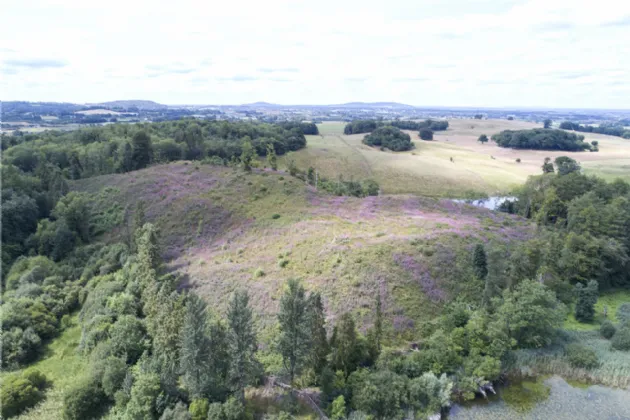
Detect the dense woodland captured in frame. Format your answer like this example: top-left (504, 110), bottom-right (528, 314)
top-left (560, 121), bottom-right (630, 139)
top-left (343, 119), bottom-right (448, 135)
top-left (2, 119), bottom-right (630, 419)
top-left (362, 127), bottom-right (414, 151)
top-left (492, 128), bottom-right (593, 151)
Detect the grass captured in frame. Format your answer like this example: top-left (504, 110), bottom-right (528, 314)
top-left (563, 289), bottom-right (630, 331)
top-left (73, 163), bottom-right (533, 344)
top-left (283, 120), bottom-right (630, 198)
top-left (2, 316), bottom-right (88, 420)
top-left (510, 329), bottom-right (630, 389)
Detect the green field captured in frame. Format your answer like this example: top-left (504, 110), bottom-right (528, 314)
top-left (281, 120), bottom-right (630, 198)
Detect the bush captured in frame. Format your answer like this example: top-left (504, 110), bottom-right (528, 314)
top-left (160, 402), bottom-right (191, 420)
top-left (271, 214), bottom-right (281, 219)
top-left (492, 128), bottom-right (589, 151)
top-left (600, 320), bottom-right (616, 339)
top-left (189, 398), bottom-right (209, 420)
top-left (363, 126), bottom-right (413, 151)
top-left (331, 395), bottom-right (346, 420)
top-left (516, 158), bottom-right (521, 163)
top-left (616, 303), bottom-right (630, 324)
top-left (206, 402), bottom-right (224, 420)
top-left (566, 343), bottom-right (599, 368)
top-left (62, 378), bottom-right (108, 420)
top-left (0, 371), bottom-right (47, 418)
top-left (253, 268), bottom-right (265, 278)
top-left (419, 128), bottom-right (433, 141)
top-left (611, 326), bottom-right (630, 351)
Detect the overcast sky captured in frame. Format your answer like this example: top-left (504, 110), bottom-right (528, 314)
top-left (2, 0), bottom-right (629, 108)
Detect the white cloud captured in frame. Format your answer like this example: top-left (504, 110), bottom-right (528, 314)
top-left (1, 0), bottom-right (629, 108)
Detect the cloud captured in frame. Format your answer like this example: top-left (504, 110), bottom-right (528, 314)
top-left (547, 71), bottom-right (592, 80)
top-left (4, 58), bottom-right (68, 69)
top-left (393, 77), bottom-right (429, 82)
top-left (269, 78), bottom-right (292, 82)
top-left (219, 75), bottom-right (258, 82)
top-left (345, 77), bottom-right (366, 82)
top-left (600, 16), bottom-right (630, 27)
top-left (534, 21), bottom-right (575, 32)
top-left (145, 64), bottom-right (196, 77)
top-left (257, 67), bottom-right (299, 73)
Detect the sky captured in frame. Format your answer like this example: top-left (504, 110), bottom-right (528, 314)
top-left (2, 0), bottom-right (629, 108)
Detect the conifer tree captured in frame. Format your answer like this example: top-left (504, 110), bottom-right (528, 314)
top-left (472, 244), bottom-right (488, 280)
top-left (575, 280), bottom-right (598, 322)
top-left (180, 293), bottom-right (212, 399)
top-left (227, 290), bottom-right (258, 403)
top-left (307, 292), bottom-right (329, 376)
top-left (278, 279), bottom-right (310, 383)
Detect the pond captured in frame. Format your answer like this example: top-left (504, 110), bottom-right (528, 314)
top-left (449, 376), bottom-right (630, 420)
top-left (450, 196), bottom-right (515, 210)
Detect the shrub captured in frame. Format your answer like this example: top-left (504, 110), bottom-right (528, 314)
top-left (253, 268), bottom-right (265, 278)
top-left (0, 371), bottom-right (47, 418)
top-left (600, 320), bottom-right (616, 339)
top-left (62, 378), bottom-right (108, 420)
top-left (516, 158), bottom-right (521, 163)
top-left (109, 315), bottom-right (147, 363)
top-left (419, 128), bottom-right (434, 141)
top-left (206, 402), bottom-right (224, 420)
top-left (566, 343), bottom-right (599, 368)
top-left (363, 126), bottom-right (413, 151)
top-left (222, 397), bottom-right (245, 420)
top-left (160, 402), bottom-right (191, 419)
top-left (278, 259), bottom-right (289, 268)
top-left (271, 214), bottom-right (281, 219)
top-left (331, 395), bottom-right (346, 420)
top-left (616, 303), bottom-right (630, 324)
top-left (189, 398), bottom-right (209, 420)
top-left (611, 326), bottom-right (630, 351)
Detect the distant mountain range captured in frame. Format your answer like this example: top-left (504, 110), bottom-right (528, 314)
top-left (94, 100), bottom-right (168, 110)
top-left (239, 101), bottom-right (416, 109)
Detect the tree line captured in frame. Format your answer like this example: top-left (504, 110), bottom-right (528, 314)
top-left (343, 119), bottom-right (448, 135)
top-left (560, 121), bottom-right (630, 139)
top-left (492, 128), bottom-right (592, 151)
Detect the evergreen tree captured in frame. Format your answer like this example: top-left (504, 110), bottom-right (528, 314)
top-left (278, 279), bottom-right (310, 383)
top-left (574, 280), bottom-right (598, 322)
top-left (266, 144), bottom-right (277, 170)
top-left (180, 293), bottom-right (212, 399)
top-left (374, 292), bottom-right (383, 353)
top-left (227, 290), bottom-right (258, 403)
top-left (544, 119), bottom-right (552, 129)
top-left (240, 139), bottom-right (255, 172)
top-left (119, 142), bottom-right (134, 173)
top-left (306, 292), bottom-right (329, 376)
top-left (330, 313), bottom-right (358, 377)
top-left (136, 223), bottom-right (160, 285)
top-left (472, 244), bottom-right (488, 279)
top-left (133, 201), bottom-right (147, 234)
top-left (131, 130), bottom-right (153, 170)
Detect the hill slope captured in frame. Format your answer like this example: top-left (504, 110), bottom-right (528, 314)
top-left (74, 163), bottom-right (533, 340)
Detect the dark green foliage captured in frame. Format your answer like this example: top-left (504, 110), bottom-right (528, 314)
top-left (542, 157), bottom-right (554, 173)
top-left (62, 378), bottom-right (108, 420)
top-left (240, 139), bottom-right (255, 172)
top-left (110, 315), bottom-right (148, 363)
top-left (560, 121), bottom-right (630, 138)
top-left (543, 119), bottom-right (552, 129)
top-left (100, 357), bottom-right (128, 398)
top-left (266, 144), bottom-right (278, 170)
top-left (472, 244), bottom-right (488, 280)
top-left (566, 343), bottom-right (599, 368)
top-left (0, 371), bottom-right (47, 418)
top-left (492, 129), bottom-right (590, 151)
top-left (478, 134), bottom-right (488, 144)
top-left (600, 320), bottom-right (616, 339)
top-left (278, 279), bottom-right (310, 383)
top-left (617, 303), bottom-right (630, 324)
top-left (307, 292), bottom-right (329, 375)
top-left (362, 126), bottom-right (413, 151)
top-left (555, 156), bottom-right (581, 175)
top-left (574, 280), bottom-right (598, 323)
top-left (131, 130), bottom-right (153, 170)
top-left (330, 313), bottom-right (361, 376)
top-left (419, 128), bottom-right (433, 141)
top-left (227, 290), bottom-right (258, 402)
top-left (611, 325), bottom-right (630, 351)
top-left (349, 369), bottom-right (408, 419)
top-left (344, 120), bottom-right (381, 135)
top-left (160, 402), bottom-right (192, 420)
top-left (278, 121), bottom-right (319, 135)
top-left (123, 369), bottom-right (162, 419)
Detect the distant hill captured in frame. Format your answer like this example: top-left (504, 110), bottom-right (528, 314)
top-left (335, 102), bottom-right (416, 109)
top-left (96, 100), bottom-right (167, 110)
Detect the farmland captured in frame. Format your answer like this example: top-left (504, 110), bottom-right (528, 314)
top-left (282, 120), bottom-right (630, 197)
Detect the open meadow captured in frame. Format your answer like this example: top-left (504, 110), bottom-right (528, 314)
top-left (283, 120), bottom-right (630, 197)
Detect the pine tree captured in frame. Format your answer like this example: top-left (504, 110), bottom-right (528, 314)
top-left (266, 144), bottom-right (277, 170)
top-left (472, 244), bottom-right (488, 279)
top-left (136, 223), bottom-right (160, 287)
top-left (180, 293), bottom-right (212, 399)
top-left (227, 290), bottom-right (258, 403)
top-left (240, 139), bottom-right (255, 172)
top-left (119, 142), bottom-right (134, 173)
top-left (307, 292), bottom-right (329, 376)
top-left (278, 279), bottom-right (310, 383)
top-left (330, 313), bottom-right (358, 377)
top-left (575, 280), bottom-right (598, 322)
top-left (132, 130), bottom-right (153, 170)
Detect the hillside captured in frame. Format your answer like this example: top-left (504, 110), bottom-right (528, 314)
top-left (96, 100), bottom-right (167, 110)
top-left (74, 162), bottom-right (533, 340)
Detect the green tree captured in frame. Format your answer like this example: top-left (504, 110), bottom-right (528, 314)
top-left (574, 280), bottom-right (598, 322)
top-left (180, 293), bottom-right (213, 399)
top-left (227, 290), bottom-right (258, 403)
top-left (492, 279), bottom-right (565, 348)
top-left (330, 395), bottom-right (346, 420)
top-left (330, 313), bottom-right (359, 377)
top-left (124, 369), bottom-right (162, 419)
top-left (307, 292), bottom-right (329, 375)
top-left (131, 130), bottom-right (153, 170)
top-left (278, 279), bottom-right (310, 383)
top-left (189, 398), bottom-right (209, 420)
top-left (240, 139), bottom-right (255, 172)
top-left (544, 119), bottom-right (552, 129)
top-left (478, 134), bottom-right (488, 144)
top-left (266, 143), bottom-right (278, 170)
top-left (419, 128), bottom-right (434, 141)
top-left (119, 142), bottom-right (134, 173)
top-left (555, 156), bottom-right (581, 176)
top-left (542, 157), bottom-right (554, 173)
top-left (53, 192), bottom-right (92, 242)
top-left (472, 244), bottom-right (488, 279)
top-left (617, 303), bottom-right (630, 324)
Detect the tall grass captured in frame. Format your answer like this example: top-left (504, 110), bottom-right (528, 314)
top-left (509, 330), bottom-right (630, 389)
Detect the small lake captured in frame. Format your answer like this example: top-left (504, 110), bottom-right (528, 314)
top-left (451, 196), bottom-right (515, 210)
top-left (449, 376), bottom-right (630, 420)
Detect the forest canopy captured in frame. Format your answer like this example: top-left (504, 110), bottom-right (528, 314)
top-left (559, 121), bottom-right (630, 139)
top-left (492, 128), bottom-right (591, 151)
top-left (362, 126), bottom-right (414, 151)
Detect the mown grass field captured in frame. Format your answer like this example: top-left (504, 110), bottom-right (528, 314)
top-left (280, 120), bottom-right (630, 198)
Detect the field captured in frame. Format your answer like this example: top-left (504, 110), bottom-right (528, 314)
top-left (281, 120), bottom-right (630, 198)
top-left (75, 109), bottom-right (122, 115)
top-left (74, 163), bottom-right (533, 341)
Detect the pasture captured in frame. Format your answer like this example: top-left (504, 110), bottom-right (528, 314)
top-left (282, 119), bottom-right (630, 197)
